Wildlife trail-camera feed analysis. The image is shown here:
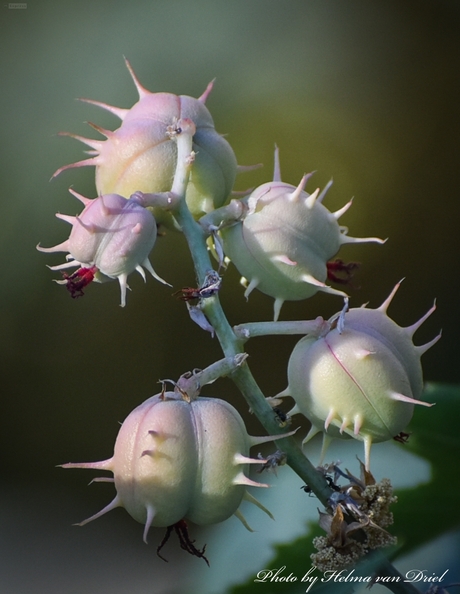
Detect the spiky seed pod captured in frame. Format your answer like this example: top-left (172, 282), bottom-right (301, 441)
top-left (281, 282), bottom-right (441, 469)
top-left (62, 391), bottom-right (287, 543)
top-left (52, 59), bottom-right (238, 227)
top-left (37, 189), bottom-right (168, 306)
top-left (220, 149), bottom-right (385, 321)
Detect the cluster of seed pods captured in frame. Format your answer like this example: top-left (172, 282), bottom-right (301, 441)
top-left (39, 59), bottom-right (441, 563)
top-left (39, 59), bottom-right (240, 304)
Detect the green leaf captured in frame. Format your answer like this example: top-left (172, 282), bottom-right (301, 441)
top-left (391, 382), bottom-right (460, 554)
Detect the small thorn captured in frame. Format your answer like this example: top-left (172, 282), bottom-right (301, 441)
top-left (300, 273), bottom-right (327, 289)
top-left (58, 130), bottom-right (104, 151)
top-left (304, 187), bottom-right (320, 209)
top-left (340, 234), bottom-right (387, 246)
top-left (136, 265), bottom-right (147, 282)
top-left (123, 56), bottom-right (151, 99)
top-left (389, 391), bottom-right (434, 407)
top-left (287, 403), bottom-right (301, 416)
top-left (68, 188), bottom-right (92, 206)
top-left (51, 156), bottom-right (99, 180)
top-left (89, 477), bottom-right (115, 484)
top-left (317, 179), bottom-right (333, 203)
top-left (404, 300), bottom-right (437, 336)
top-left (353, 415), bottom-right (363, 435)
top-left (59, 458), bottom-right (114, 471)
top-left (319, 433), bottom-right (334, 465)
top-left (233, 453), bottom-right (266, 465)
top-left (247, 429), bottom-right (297, 447)
top-left (36, 240), bottom-right (70, 254)
top-left (363, 434), bottom-right (372, 471)
top-left (415, 331), bottom-right (442, 355)
top-left (273, 144), bottom-right (281, 181)
top-left (339, 418), bottom-right (350, 434)
top-left (55, 213), bottom-right (77, 226)
top-left (287, 176), bottom-right (309, 203)
top-left (237, 163), bottom-right (263, 174)
top-left (86, 121), bottom-right (114, 139)
top-left (273, 387), bottom-right (290, 400)
top-left (142, 258), bottom-right (171, 286)
top-left (143, 505), bottom-right (155, 544)
top-left (78, 97), bottom-right (128, 120)
top-left (118, 273), bottom-right (128, 307)
top-left (234, 509), bottom-right (254, 532)
top-left (273, 297), bottom-right (284, 322)
top-left (244, 491), bottom-right (274, 520)
top-left (244, 277), bottom-right (259, 300)
top-left (271, 254), bottom-right (297, 266)
top-left (47, 260), bottom-right (81, 271)
top-left (324, 409), bottom-right (335, 430)
top-left (301, 425), bottom-right (321, 446)
top-left (301, 274), bottom-right (348, 298)
top-left (332, 198), bottom-right (353, 220)
top-left (198, 79), bottom-right (215, 103)
top-left (75, 495), bottom-right (122, 527)
top-left (232, 471), bottom-right (269, 489)
top-left (377, 280), bottom-right (404, 313)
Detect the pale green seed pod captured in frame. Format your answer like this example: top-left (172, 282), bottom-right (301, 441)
top-left (280, 282), bottom-right (440, 469)
top-left (62, 391), bottom-right (285, 543)
top-left (220, 149), bottom-right (384, 321)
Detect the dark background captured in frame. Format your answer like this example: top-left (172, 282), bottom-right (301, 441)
top-left (1, 1), bottom-right (459, 592)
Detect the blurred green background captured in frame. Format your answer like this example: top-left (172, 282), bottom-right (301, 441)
top-left (1, 1), bottom-right (459, 592)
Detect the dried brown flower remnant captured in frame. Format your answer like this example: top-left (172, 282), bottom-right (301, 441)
top-left (310, 461), bottom-right (397, 572)
top-left (312, 534), bottom-right (368, 572)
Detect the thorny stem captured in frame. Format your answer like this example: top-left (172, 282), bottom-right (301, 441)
top-left (169, 126), bottom-right (420, 594)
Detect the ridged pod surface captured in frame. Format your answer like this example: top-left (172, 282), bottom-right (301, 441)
top-left (52, 59), bottom-right (238, 227)
top-left (62, 391), bottom-right (283, 542)
top-left (220, 149), bottom-right (384, 321)
top-left (281, 283), bottom-right (440, 469)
